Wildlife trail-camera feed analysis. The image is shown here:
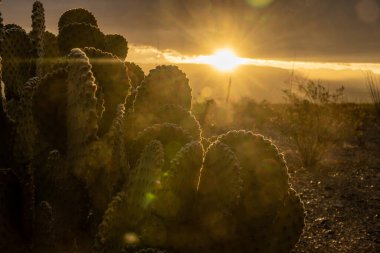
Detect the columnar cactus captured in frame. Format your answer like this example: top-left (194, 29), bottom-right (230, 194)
top-left (0, 58), bottom-right (14, 167)
top-left (30, 1), bottom-right (45, 77)
top-left (12, 77), bottom-right (38, 164)
top-left (1, 26), bottom-right (32, 100)
top-left (0, 11), bottom-right (4, 42)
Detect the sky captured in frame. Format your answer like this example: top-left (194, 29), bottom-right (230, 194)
top-left (1, 0), bottom-right (380, 63)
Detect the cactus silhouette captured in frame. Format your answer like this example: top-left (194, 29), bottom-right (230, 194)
top-left (0, 58), bottom-right (15, 167)
top-left (82, 47), bottom-right (130, 135)
top-left (105, 34), bottom-right (129, 59)
top-left (58, 22), bottom-right (106, 55)
top-left (0, 2), bottom-right (305, 253)
top-left (30, 1), bottom-right (45, 77)
top-left (126, 61), bottom-right (145, 90)
top-left (58, 8), bottom-right (98, 31)
top-left (133, 65), bottom-right (192, 114)
top-left (1, 27), bottom-right (32, 101)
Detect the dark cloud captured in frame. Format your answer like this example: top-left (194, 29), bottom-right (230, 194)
top-left (1, 0), bottom-right (380, 61)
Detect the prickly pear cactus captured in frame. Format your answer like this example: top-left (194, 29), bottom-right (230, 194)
top-left (133, 65), bottom-right (192, 114)
top-left (58, 8), bottom-right (98, 31)
top-left (32, 67), bottom-right (68, 152)
top-left (43, 31), bottom-right (59, 59)
top-left (128, 65), bottom-right (194, 138)
top-left (58, 22), bottom-right (105, 55)
top-left (65, 48), bottom-right (98, 170)
top-left (125, 61), bottom-right (145, 90)
top-left (82, 47), bottom-right (130, 135)
top-left (200, 130), bottom-right (304, 253)
top-left (105, 34), bottom-right (129, 59)
top-left (0, 3), bottom-right (305, 253)
top-left (97, 140), bottom-right (165, 251)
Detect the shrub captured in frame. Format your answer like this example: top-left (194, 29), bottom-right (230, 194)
top-left (366, 72), bottom-right (380, 117)
top-left (279, 77), bottom-right (345, 169)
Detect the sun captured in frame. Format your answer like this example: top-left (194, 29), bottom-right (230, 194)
top-left (206, 48), bottom-right (245, 72)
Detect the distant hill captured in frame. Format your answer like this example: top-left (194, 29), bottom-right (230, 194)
top-left (137, 63), bottom-right (372, 103)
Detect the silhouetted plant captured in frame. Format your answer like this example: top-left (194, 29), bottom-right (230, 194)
top-left (280, 78), bottom-right (345, 169)
top-left (105, 34), bottom-right (129, 59)
top-left (0, 2), bottom-right (305, 253)
top-left (366, 72), bottom-right (380, 117)
top-left (58, 8), bottom-right (98, 31)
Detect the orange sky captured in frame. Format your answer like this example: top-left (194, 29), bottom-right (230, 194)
top-left (2, 0), bottom-right (380, 62)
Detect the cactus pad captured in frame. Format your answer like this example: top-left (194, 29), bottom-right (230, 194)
top-left (133, 65), bottom-right (192, 113)
top-left (125, 61), bottom-right (145, 90)
top-left (58, 22), bottom-right (105, 55)
top-left (98, 140), bottom-right (164, 250)
top-left (82, 47), bottom-right (130, 136)
top-left (153, 141), bottom-right (203, 222)
top-left (58, 8), bottom-right (98, 31)
top-left (33, 67), bottom-right (68, 152)
top-left (105, 34), bottom-right (129, 59)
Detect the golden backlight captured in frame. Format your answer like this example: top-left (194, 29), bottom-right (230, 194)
top-left (206, 48), bottom-right (245, 72)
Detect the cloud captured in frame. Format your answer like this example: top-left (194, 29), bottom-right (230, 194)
top-left (129, 44), bottom-right (380, 74)
top-left (2, 0), bottom-right (380, 61)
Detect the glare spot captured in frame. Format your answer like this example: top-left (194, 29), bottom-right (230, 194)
top-left (123, 232), bottom-right (140, 244)
top-left (356, 0), bottom-right (379, 23)
top-left (143, 192), bottom-right (156, 207)
top-left (247, 0), bottom-right (274, 8)
top-left (146, 192), bottom-right (156, 202)
top-left (206, 48), bottom-right (246, 72)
